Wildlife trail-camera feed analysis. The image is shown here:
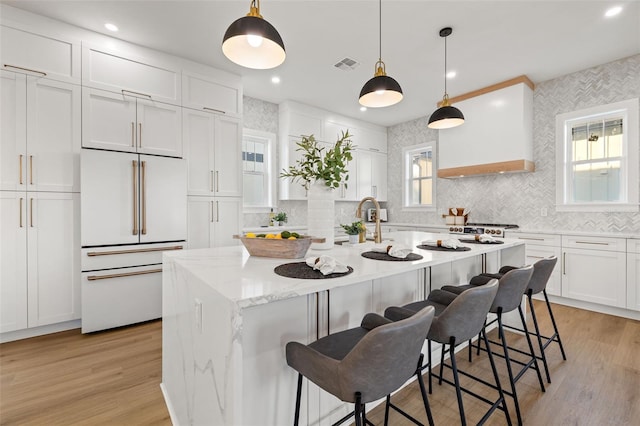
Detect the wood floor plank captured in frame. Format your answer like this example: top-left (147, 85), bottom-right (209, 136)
top-left (0, 302), bottom-right (638, 425)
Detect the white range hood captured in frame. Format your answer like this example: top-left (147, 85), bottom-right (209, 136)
top-left (437, 76), bottom-right (535, 178)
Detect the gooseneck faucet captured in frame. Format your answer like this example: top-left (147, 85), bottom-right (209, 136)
top-left (355, 197), bottom-right (382, 243)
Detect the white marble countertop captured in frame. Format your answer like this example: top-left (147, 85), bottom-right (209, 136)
top-left (164, 231), bottom-right (523, 309)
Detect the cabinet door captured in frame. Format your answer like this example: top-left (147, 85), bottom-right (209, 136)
top-left (212, 197), bottom-right (242, 247)
top-left (137, 99), bottom-right (182, 158)
top-left (626, 252), bottom-right (640, 311)
top-left (372, 270), bottom-right (422, 314)
top-left (81, 149), bottom-right (139, 246)
top-left (27, 77), bottom-right (81, 192)
top-left (526, 246), bottom-right (562, 296)
top-left (356, 150), bottom-right (387, 201)
top-left (279, 137), bottom-right (309, 201)
top-left (0, 71), bottom-right (27, 191)
top-left (139, 155), bottom-right (187, 244)
top-left (184, 108), bottom-right (215, 195)
top-left (337, 149), bottom-right (358, 201)
top-left (82, 88), bottom-right (137, 153)
top-left (187, 196), bottom-right (213, 249)
top-left (27, 192), bottom-right (80, 327)
top-left (182, 71), bottom-right (241, 116)
top-left (0, 192), bottom-right (28, 332)
top-left (214, 116), bottom-right (242, 197)
top-left (562, 248), bottom-right (626, 308)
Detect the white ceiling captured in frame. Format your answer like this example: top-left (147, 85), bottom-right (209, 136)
top-left (3, 0), bottom-right (639, 127)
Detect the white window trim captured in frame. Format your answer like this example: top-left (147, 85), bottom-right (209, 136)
top-left (242, 128), bottom-right (277, 213)
top-left (555, 98), bottom-right (639, 212)
top-left (402, 142), bottom-right (437, 212)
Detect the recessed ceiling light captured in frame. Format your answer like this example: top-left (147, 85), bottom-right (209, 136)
top-left (605, 6), bottom-right (622, 17)
top-left (446, 71), bottom-right (456, 79)
top-left (271, 76), bottom-right (280, 84)
top-left (360, 106), bottom-right (367, 112)
top-left (104, 23), bottom-right (118, 32)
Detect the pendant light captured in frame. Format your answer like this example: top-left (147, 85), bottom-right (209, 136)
top-left (428, 27), bottom-right (465, 129)
top-left (359, 0), bottom-right (403, 108)
top-left (222, 0), bottom-right (285, 69)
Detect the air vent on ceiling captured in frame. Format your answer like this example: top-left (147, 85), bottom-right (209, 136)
top-left (334, 57), bottom-right (360, 71)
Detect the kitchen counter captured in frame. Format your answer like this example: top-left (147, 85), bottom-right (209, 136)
top-left (161, 232), bottom-right (524, 425)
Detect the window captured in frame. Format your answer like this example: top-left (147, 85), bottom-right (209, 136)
top-left (402, 143), bottom-right (436, 210)
top-left (242, 129), bottom-right (276, 211)
top-left (556, 99), bottom-right (638, 212)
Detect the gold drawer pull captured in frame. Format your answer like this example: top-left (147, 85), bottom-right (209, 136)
top-left (4, 64), bottom-right (46, 76)
top-left (87, 245), bottom-right (183, 256)
top-left (87, 268), bottom-right (162, 281)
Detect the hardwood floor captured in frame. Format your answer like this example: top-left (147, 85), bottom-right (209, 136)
top-left (1, 302), bottom-right (638, 425)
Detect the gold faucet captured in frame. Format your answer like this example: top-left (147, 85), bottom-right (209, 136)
top-left (355, 197), bottom-right (382, 243)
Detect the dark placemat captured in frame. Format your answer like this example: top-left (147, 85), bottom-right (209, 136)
top-left (416, 245), bottom-right (471, 252)
top-left (274, 262), bottom-right (354, 279)
top-left (361, 252), bottom-right (423, 261)
top-left (459, 239), bottom-right (504, 245)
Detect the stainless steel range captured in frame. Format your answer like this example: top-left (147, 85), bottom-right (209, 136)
top-left (449, 223), bottom-right (519, 238)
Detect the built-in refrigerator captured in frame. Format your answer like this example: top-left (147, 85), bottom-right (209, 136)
top-left (80, 148), bottom-right (186, 332)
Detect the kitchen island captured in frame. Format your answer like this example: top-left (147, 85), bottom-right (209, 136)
top-left (161, 231), bottom-right (525, 426)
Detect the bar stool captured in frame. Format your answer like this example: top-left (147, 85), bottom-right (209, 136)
top-left (440, 265), bottom-right (545, 426)
top-left (286, 306), bottom-right (435, 426)
top-left (385, 280), bottom-right (512, 426)
top-left (480, 256), bottom-right (566, 383)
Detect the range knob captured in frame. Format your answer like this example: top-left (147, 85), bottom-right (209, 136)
top-left (449, 227), bottom-right (454, 232)
top-left (496, 229), bottom-right (502, 235)
top-left (490, 229), bottom-right (496, 234)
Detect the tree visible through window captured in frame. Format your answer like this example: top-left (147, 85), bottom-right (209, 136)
top-left (403, 143), bottom-right (436, 209)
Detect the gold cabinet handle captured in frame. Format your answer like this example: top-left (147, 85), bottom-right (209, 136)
top-left (29, 155), bottom-right (33, 185)
top-left (29, 197), bottom-right (33, 227)
top-left (3, 64), bottom-right (46, 76)
top-left (210, 201), bottom-right (214, 223)
top-left (132, 160), bottom-right (138, 235)
top-left (138, 123), bottom-right (142, 148)
top-left (19, 197), bottom-right (24, 228)
top-left (131, 122), bottom-right (135, 147)
top-left (216, 171), bottom-right (219, 192)
top-left (121, 89), bottom-right (152, 99)
top-left (87, 268), bottom-right (162, 281)
top-left (141, 161), bottom-right (147, 235)
top-left (210, 170), bottom-right (214, 192)
top-left (203, 107), bottom-right (225, 114)
top-left (216, 201), bottom-right (219, 223)
top-left (19, 155), bottom-right (23, 184)
top-left (87, 245), bottom-right (183, 256)
top-left (563, 252), bottom-right (566, 275)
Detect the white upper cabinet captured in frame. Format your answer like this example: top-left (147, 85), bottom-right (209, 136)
top-left (1, 71), bottom-right (81, 192)
top-left (183, 108), bottom-right (242, 197)
top-left (182, 71), bottom-right (242, 117)
top-left (1, 25), bottom-right (80, 83)
top-left (82, 87), bottom-right (182, 157)
top-left (82, 45), bottom-right (181, 106)
top-left (357, 150), bottom-right (387, 202)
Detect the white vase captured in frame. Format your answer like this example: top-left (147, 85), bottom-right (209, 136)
top-left (307, 180), bottom-right (335, 249)
top-left (348, 234), bottom-right (359, 245)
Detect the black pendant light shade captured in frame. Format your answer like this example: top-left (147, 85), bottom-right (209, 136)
top-left (359, 61), bottom-right (404, 108)
top-left (222, 0), bottom-right (285, 70)
top-left (428, 27), bottom-right (464, 129)
top-left (359, 0), bottom-right (403, 108)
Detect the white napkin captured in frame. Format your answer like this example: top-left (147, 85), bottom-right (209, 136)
top-left (371, 242), bottom-right (413, 258)
top-left (421, 238), bottom-right (461, 249)
top-left (475, 234), bottom-right (496, 243)
top-left (306, 255), bottom-right (350, 275)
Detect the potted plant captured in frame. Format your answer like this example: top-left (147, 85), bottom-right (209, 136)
top-left (274, 211), bottom-right (288, 226)
top-left (341, 221), bottom-right (365, 244)
top-left (280, 131), bottom-right (354, 249)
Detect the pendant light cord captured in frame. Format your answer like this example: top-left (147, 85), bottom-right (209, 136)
top-left (443, 35), bottom-right (448, 95)
top-left (378, 0), bottom-right (382, 61)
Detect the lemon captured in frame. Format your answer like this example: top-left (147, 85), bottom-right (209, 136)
top-left (245, 232), bottom-right (256, 238)
top-left (274, 234), bottom-right (282, 239)
top-left (288, 236), bottom-right (296, 240)
top-left (265, 234), bottom-right (276, 239)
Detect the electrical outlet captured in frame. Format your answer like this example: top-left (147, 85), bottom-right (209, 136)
top-left (194, 299), bottom-right (202, 333)
top-left (540, 207), bottom-right (548, 217)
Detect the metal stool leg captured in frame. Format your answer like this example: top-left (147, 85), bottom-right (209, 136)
top-left (482, 328), bottom-right (513, 426)
top-left (448, 337), bottom-right (467, 426)
top-left (527, 292), bottom-right (552, 383)
top-left (416, 354), bottom-right (435, 426)
top-left (544, 290), bottom-right (567, 360)
top-left (519, 305), bottom-right (546, 392)
top-left (383, 395), bottom-right (391, 426)
top-left (294, 373), bottom-right (303, 426)
top-left (354, 392), bottom-right (363, 426)
top-left (498, 313), bottom-right (523, 425)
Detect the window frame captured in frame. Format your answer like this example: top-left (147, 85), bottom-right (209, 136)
top-left (555, 98), bottom-right (639, 212)
top-left (402, 142), bottom-right (437, 212)
top-left (242, 128), bottom-right (277, 212)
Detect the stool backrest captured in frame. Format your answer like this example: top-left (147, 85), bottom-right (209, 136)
top-left (428, 280), bottom-right (499, 344)
top-left (491, 265), bottom-right (533, 313)
top-left (339, 305), bottom-right (435, 403)
top-left (527, 256), bottom-right (558, 295)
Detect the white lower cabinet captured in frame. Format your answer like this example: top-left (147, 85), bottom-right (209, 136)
top-left (187, 196), bottom-right (242, 248)
top-left (512, 233), bottom-right (562, 296)
top-left (561, 236), bottom-right (626, 308)
top-left (626, 239), bottom-right (640, 311)
top-left (0, 191), bottom-right (80, 333)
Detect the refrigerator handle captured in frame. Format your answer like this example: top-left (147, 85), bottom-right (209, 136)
top-left (19, 197), bottom-right (24, 228)
top-left (141, 160), bottom-right (147, 235)
top-left (19, 154), bottom-right (23, 184)
top-left (132, 160), bottom-right (138, 235)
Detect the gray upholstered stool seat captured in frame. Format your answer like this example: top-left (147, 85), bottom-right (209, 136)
top-left (385, 280), bottom-right (512, 426)
top-left (441, 265), bottom-right (545, 426)
top-left (479, 256), bottom-right (566, 383)
top-left (286, 306), bottom-right (435, 426)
